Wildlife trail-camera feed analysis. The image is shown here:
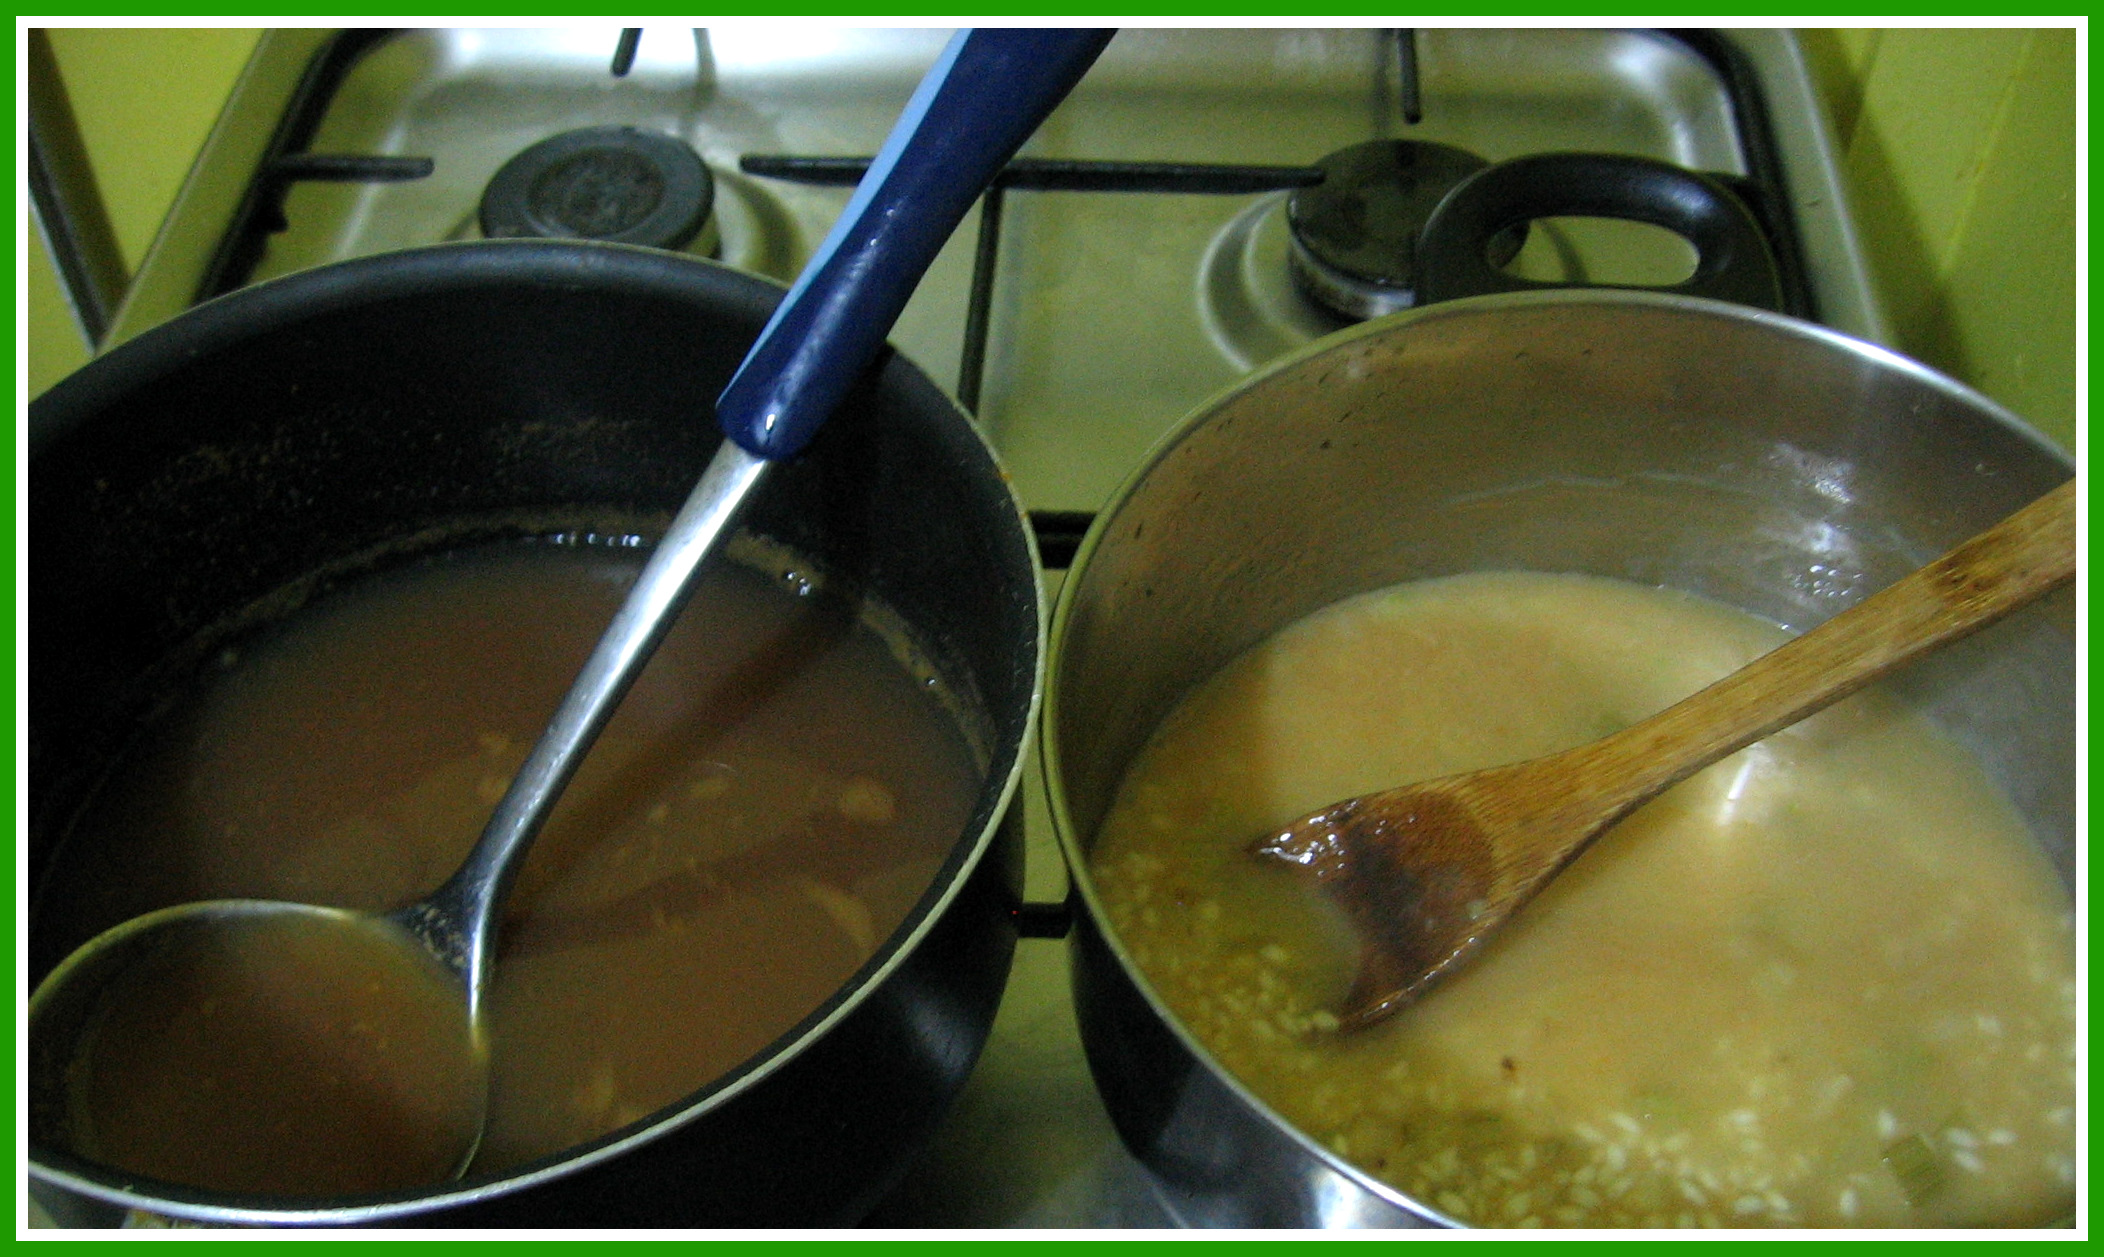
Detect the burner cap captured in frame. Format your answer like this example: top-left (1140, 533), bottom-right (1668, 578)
top-left (480, 126), bottom-right (713, 250)
top-left (1287, 139), bottom-right (1512, 321)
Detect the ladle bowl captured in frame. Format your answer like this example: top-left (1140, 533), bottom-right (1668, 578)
top-left (29, 903), bottom-right (487, 1197)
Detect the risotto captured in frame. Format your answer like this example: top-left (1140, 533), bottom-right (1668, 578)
top-left (1090, 571), bottom-right (2075, 1228)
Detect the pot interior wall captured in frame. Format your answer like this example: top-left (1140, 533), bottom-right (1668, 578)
top-left (1052, 292), bottom-right (2074, 883)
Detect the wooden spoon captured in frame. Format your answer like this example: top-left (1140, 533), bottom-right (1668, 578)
top-left (1251, 478), bottom-right (2076, 1032)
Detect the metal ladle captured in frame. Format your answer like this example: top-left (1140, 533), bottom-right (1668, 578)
top-left (28, 28), bottom-right (1112, 1199)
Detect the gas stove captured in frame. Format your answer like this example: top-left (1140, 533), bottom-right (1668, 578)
top-left (72, 25), bottom-right (1886, 1229)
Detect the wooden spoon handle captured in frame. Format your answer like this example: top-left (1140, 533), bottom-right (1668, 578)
top-left (1573, 479), bottom-right (2076, 815)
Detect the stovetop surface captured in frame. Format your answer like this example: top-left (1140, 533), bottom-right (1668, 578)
top-left (61, 26), bottom-right (1885, 1230)
top-left (217, 27), bottom-right (1854, 517)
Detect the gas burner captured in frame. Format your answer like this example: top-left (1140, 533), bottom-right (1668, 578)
top-left (479, 126), bottom-right (715, 253)
top-left (1198, 193), bottom-right (1348, 375)
top-left (1285, 139), bottom-right (1516, 321)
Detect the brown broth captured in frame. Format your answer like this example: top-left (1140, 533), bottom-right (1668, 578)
top-left (35, 536), bottom-right (982, 1192)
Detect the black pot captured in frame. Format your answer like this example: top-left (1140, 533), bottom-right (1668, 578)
top-left (28, 240), bottom-right (1045, 1226)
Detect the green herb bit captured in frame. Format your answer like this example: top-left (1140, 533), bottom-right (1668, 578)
top-left (1882, 1133), bottom-right (1946, 1207)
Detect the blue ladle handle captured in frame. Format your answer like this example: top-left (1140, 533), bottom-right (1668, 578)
top-left (417, 28), bottom-right (1111, 1014)
top-left (717, 27), bottom-right (1114, 459)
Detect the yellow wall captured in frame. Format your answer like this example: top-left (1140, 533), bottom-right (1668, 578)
top-left (24, 26), bottom-right (2081, 454)
top-left (26, 27), bottom-right (261, 395)
top-left (1800, 26), bottom-right (2078, 452)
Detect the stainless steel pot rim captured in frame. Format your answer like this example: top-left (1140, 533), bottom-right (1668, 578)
top-left (1040, 286), bottom-right (2071, 1230)
top-left (1056, 285), bottom-right (2059, 601)
top-left (1045, 287), bottom-right (2064, 837)
top-left (26, 240), bottom-right (1051, 1226)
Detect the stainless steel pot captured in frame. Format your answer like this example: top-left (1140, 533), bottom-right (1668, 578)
top-left (1045, 290), bottom-right (2074, 1228)
top-left (28, 240), bottom-right (1045, 1226)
